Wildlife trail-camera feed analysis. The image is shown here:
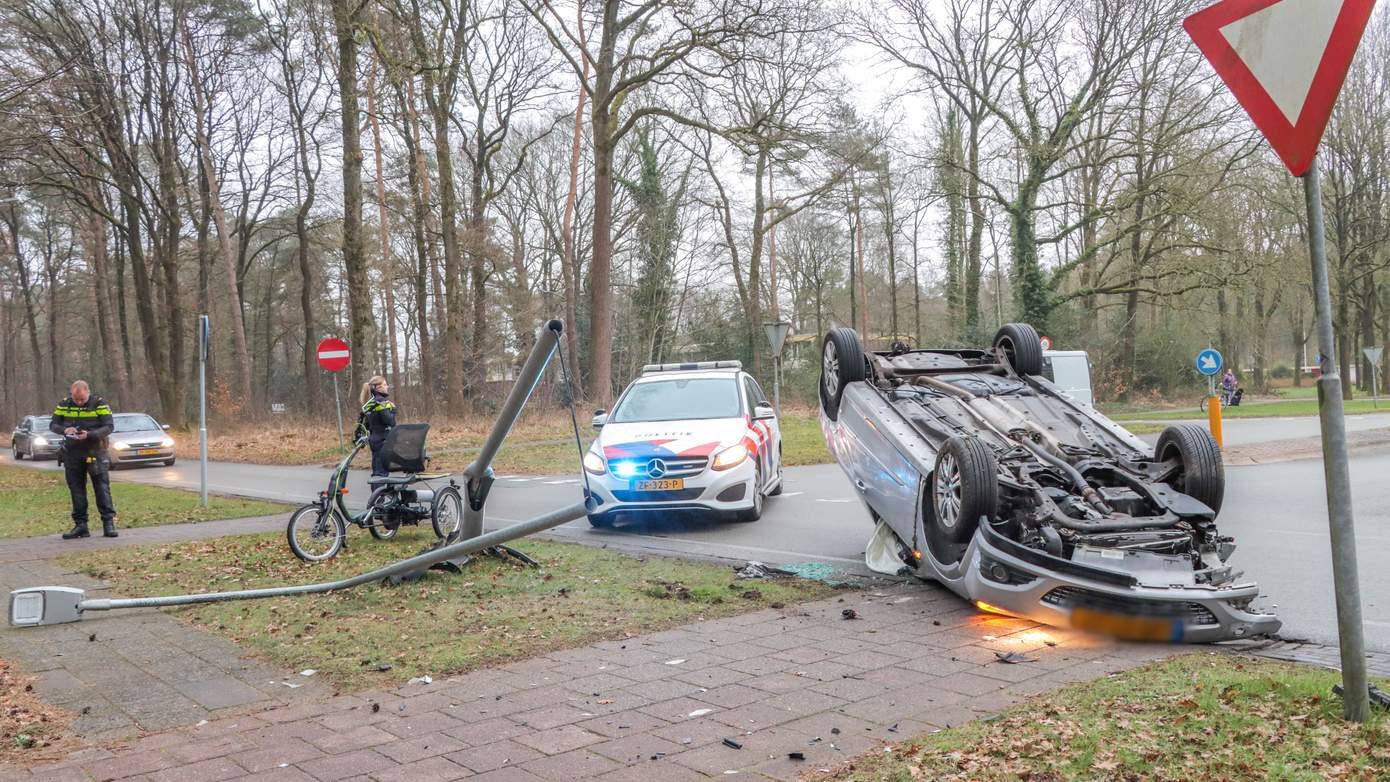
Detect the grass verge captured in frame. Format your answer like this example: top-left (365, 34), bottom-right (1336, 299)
top-left (821, 654), bottom-right (1390, 782)
top-left (0, 465), bottom-right (289, 539)
top-left (0, 658), bottom-right (81, 767)
top-left (175, 406), bottom-right (834, 474)
top-left (1113, 398), bottom-right (1388, 421)
top-left (62, 527), bottom-right (841, 692)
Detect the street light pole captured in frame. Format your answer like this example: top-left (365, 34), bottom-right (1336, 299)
top-left (1303, 156), bottom-right (1369, 722)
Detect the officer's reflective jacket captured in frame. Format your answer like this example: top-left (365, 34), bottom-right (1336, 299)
top-left (355, 395), bottom-right (396, 442)
top-left (49, 396), bottom-right (114, 456)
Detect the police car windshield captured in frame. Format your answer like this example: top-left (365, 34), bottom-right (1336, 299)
top-left (113, 414), bottom-right (161, 433)
top-left (610, 377), bottom-right (741, 423)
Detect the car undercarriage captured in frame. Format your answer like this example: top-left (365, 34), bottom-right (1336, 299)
top-left (819, 323), bottom-right (1281, 642)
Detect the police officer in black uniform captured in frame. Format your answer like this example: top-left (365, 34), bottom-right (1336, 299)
top-left (356, 375), bottom-right (396, 489)
top-left (50, 380), bottom-right (118, 539)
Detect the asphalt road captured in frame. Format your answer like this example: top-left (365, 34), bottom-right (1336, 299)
top-left (1131, 411), bottom-right (1390, 447)
top-left (8, 427), bottom-right (1390, 652)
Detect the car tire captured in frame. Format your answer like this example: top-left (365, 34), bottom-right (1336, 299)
top-left (769, 464), bottom-right (784, 496)
top-left (820, 327), bottom-right (867, 421)
top-left (1155, 424), bottom-right (1224, 514)
top-left (733, 467), bottom-right (765, 522)
top-left (930, 436), bottom-right (999, 544)
top-left (164, 458), bottom-right (176, 467)
top-left (12, 444), bottom-right (22, 461)
top-left (993, 323), bottom-right (1044, 376)
top-left (588, 513), bottom-right (614, 529)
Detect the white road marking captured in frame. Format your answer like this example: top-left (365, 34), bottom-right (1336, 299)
top-left (816, 499), bottom-right (855, 504)
top-left (545, 479), bottom-right (579, 485)
top-left (780, 492), bottom-right (804, 498)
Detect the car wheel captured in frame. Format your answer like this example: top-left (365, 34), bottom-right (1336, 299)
top-left (769, 462), bottom-right (784, 496)
top-left (734, 467), bottom-right (764, 522)
top-left (588, 513), bottom-right (614, 529)
top-left (993, 323), bottom-right (1044, 376)
top-left (820, 327), bottom-right (867, 421)
top-left (930, 436), bottom-right (999, 544)
top-left (12, 444), bottom-right (22, 461)
top-left (164, 458), bottom-right (176, 467)
top-left (1155, 424), bottom-right (1224, 514)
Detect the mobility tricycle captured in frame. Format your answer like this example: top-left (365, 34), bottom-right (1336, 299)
top-left (286, 423), bottom-right (463, 562)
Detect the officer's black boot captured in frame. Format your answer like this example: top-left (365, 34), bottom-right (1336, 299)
top-left (62, 524), bottom-right (90, 540)
top-left (102, 519), bottom-right (118, 538)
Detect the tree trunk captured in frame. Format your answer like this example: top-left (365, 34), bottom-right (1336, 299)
top-left (589, 104), bottom-right (615, 404)
top-left (424, 71), bottom-right (466, 412)
top-left (83, 206), bottom-right (129, 406)
top-left (400, 76), bottom-right (433, 411)
top-left (2, 204), bottom-right (44, 412)
top-left (367, 57), bottom-right (400, 387)
top-left (333, 0), bottom-right (376, 393)
top-left (559, 16), bottom-right (589, 399)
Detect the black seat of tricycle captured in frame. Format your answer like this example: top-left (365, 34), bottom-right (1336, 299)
top-left (382, 423), bottom-right (430, 474)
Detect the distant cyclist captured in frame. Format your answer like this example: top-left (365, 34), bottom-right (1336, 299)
top-left (1221, 369), bottom-right (1238, 406)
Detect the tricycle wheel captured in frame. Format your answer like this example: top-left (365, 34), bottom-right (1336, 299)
top-left (287, 503), bottom-right (346, 562)
top-left (432, 485), bottom-right (464, 539)
top-left (367, 487), bottom-right (400, 540)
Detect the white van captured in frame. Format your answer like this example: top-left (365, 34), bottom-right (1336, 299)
top-left (1042, 350), bottom-right (1094, 407)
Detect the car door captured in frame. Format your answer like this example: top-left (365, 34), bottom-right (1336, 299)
top-left (742, 376), bottom-right (779, 488)
top-left (17, 417), bottom-right (32, 452)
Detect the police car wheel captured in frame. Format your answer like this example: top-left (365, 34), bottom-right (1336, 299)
top-left (588, 513), bottom-right (614, 528)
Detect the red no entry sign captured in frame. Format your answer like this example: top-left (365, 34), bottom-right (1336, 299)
top-left (316, 338), bottom-right (351, 373)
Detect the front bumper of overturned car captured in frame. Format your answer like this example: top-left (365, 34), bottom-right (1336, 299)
top-left (960, 527), bottom-right (1282, 643)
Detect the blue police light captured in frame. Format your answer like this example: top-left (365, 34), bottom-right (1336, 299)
top-left (612, 461), bottom-right (641, 479)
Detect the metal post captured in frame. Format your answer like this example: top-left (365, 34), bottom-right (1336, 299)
top-left (1304, 157), bottom-right (1370, 722)
top-left (198, 315), bottom-right (209, 508)
top-left (332, 374), bottom-right (344, 453)
top-left (772, 355), bottom-right (782, 417)
top-left (459, 320), bottom-right (565, 541)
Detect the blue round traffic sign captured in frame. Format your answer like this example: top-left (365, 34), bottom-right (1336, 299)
top-left (1195, 349), bottom-right (1223, 377)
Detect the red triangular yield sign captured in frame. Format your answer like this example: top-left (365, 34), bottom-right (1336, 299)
top-left (1184, 0), bottom-right (1377, 177)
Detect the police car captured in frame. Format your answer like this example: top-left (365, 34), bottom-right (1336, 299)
top-left (583, 361), bottom-right (782, 526)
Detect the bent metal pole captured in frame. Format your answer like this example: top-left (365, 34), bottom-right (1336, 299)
top-left (458, 319), bottom-right (566, 542)
top-left (73, 500), bottom-right (592, 616)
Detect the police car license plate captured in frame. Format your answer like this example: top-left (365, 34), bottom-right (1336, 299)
top-left (633, 478), bottom-right (683, 492)
top-left (136, 448), bottom-right (161, 456)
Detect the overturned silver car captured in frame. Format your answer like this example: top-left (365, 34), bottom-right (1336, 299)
top-left (819, 324), bottom-right (1280, 642)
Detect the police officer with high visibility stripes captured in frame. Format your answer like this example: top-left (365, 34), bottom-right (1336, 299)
top-left (356, 375), bottom-right (396, 490)
top-left (49, 380), bottom-right (119, 539)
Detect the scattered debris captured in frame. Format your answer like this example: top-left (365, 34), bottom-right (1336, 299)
top-left (722, 738), bottom-right (743, 750)
top-left (87, 633), bottom-right (96, 642)
top-left (841, 608), bottom-right (859, 620)
top-left (735, 561), bottom-right (793, 579)
top-left (371, 703), bottom-right (381, 713)
top-left (788, 751), bottom-right (806, 760)
top-left (377, 664), bottom-right (393, 672)
top-left (887, 723), bottom-right (899, 733)
top-left (994, 651), bottom-right (1037, 665)
top-left (831, 727), bottom-right (841, 735)
top-left (688, 708), bottom-right (715, 718)
top-left (299, 669), bottom-right (317, 677)
top-left (407, 675), bottom-right (433, 685)
top-left (1334, 683), bottom-right (1390, 711)
top-left (665, 659), bottom-right (687, 666)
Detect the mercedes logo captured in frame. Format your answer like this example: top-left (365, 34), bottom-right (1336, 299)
top-left (647, 459), bottom-right (668, 478)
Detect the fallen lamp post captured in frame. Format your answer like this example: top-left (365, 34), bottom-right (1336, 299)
top-left (9, 319), bottom-right (592, 628)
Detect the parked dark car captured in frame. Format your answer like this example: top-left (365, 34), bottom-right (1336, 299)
top-left (11, 415), bottom-right (62, 461)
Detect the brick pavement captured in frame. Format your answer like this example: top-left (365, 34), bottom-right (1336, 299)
top-left (3, 581), bottom-right (1175, 781)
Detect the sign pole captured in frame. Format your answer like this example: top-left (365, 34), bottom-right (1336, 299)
top-left (333, 374), bottom-right (344, 453)
top-left (198, 315), bottom-right (209, 508)
top-left (1304, 156), bottom-right (1369, 722)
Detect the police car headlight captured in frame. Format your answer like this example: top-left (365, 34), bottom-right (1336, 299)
top-left (582, 451), bottom-right (607, 476)
top-left (712, 443), bottom-right (749, 471)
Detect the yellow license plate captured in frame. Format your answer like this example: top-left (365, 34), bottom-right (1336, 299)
top-left (136, 448), bottom-right (162, 456)
top-left (632, 478), bottom-right (684, 492)
top-left (1071, 608), bottom-right (1181, 642)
